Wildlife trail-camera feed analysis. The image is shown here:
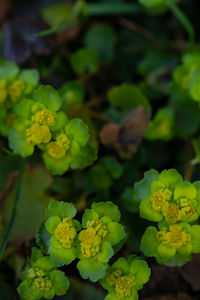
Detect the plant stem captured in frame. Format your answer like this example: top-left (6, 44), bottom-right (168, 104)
top-left (0, 158), bottom-right (26, 260)
top-left (169, 3), bottom-right (195, 45)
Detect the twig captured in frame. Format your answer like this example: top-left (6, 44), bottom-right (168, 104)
top-left (184, 141), bottom-right (195, 181)
top-left (118, 17), bottom-right (157, 44)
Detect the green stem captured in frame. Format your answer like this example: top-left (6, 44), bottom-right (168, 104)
top-left (0, 158), bottom-right (26, 260)
top-left (86, 3), bottom-right (141, 16)
top-left (169, 3), bottom-right (195, 45)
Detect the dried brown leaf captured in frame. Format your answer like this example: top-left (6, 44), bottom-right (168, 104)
top-left (100, 106), bottom-right (149, 158)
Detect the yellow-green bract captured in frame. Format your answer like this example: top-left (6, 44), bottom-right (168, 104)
top-left (135, 168), bottom-right (200, 266)
top-left (100, 255), bottom-right (151, 300)
top-left (77, 201), bottom-right (126, 282)
top-left (0, 60), bottom-right (39, 137)
top-left (36, 200), bottom-right (126, 282)
top-left (6, 84), bottom-right (96, 175)
top-left (17, 247), bottom-right (69, 300)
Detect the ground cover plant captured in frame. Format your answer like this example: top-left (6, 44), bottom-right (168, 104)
top-left (1, 0), bottom-right (200, 299)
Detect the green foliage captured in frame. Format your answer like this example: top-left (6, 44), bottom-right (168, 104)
top-left (84, 24), bottom-right (117, 62)
top-left (135, 168), bottom-right (200, 265)
top-left (60, 81), bottom-right (85, 110)
top-left (17, 200), bottom-right (144, 299)
top-left (141, 223), bottom-right (200, 266)
top-left (1, 2), bottom-right (200, 299)
top-left (70, 48), bottom-right (100, 75)
top-left (41, 3), bottom-right (71, 27)
top-left (17, 247), bottom-right (69, 300)
top-left (0, 61), bottom-right (39, 136)
top-left (4, 81), bottom-right (96, 175)
top-left (108, 83), bottom-right (151, 113)
top-left (173, 51), bottom-right (200, 103)
top-left (100, 255), bottom-right (151, 300)
top-left (3, 166), bottom-right (52, 242)
top-left (42, 200), bottom-right (79, 266)
top-left (139, 0), bottom-right (179, 14)
top-left (145, 107), bottom-right (175, 141)
top-left (89, 156), bottom-right (123, 190)
top-left (77, 201), bottom-right (126, 281)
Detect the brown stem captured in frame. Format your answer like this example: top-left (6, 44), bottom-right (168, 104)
top-left (118, 17), bottom-right (157, 44)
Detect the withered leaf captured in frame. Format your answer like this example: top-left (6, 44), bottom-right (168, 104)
top-left (100, 106), bottom-right (150, 158)
top-left (144, 293), bottom-right (192, 300)
top-left (3, 14), bottom-right (56, 64)
top-left (0, 0), bottom-right (10, 23)
top-left (179, 254), bottom-right (200, 291)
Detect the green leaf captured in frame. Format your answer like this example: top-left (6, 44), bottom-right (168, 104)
top-left (69, 145), bottom-right (97, 170)
top-left (14, 99), bottom-right (35, 119)
top-left (49, 237), bottom-right (76, 266)
top-left (0, 61), bottom-right (19, 80)
top-left (108, 84), bottom-right (151, 112)
top-left (43, 151), bottom-right (70, 175)
top-left (92, 202), bottom-right (121, 222)
top-left (45, 216), bottom-right (61, 235)
top-left (145, 107), bottom-right (175, 141)
top-left (77, 258), bottom-right (108, 282)
top-left (82, 208), bottom-right (99, 228)
top-left (174, 181), bottom-right (197, 200)
top-left (129, 258), bottom-right (151, 289)
top-left (19, 69), bottom-right (39, 95)
top-left (84, 24), bottom-right (117, 62)
top-left (41, 3), bottom-right (71, 28)
top-left (30, 247), bottom-right (43, 264)
top-left (191, 225), bottom-right (200, 253)
top-left (158, 169), bottom-right (183, 189)
top-left (60, 81), bottom-right (85, 109)
top-left (134, 169), bottom-right (159, 201)
top-left (17, 280), bottom-right (35, 300)
top-left (70, 48), bottom-right (100, 75)
top-left (90, 165), bottom-right (112, 190)
top-left (45, 200), bottom-right (77, 219)
top-left (96, 241), bottom-right (114, 263)
top-left (49, 270), bottom-right (70, 295)
top-left (51, 111), bottom-right (68, 132)
top-left (3, 166), bottom-right (52, 242)
top-left (33, 85), bottom-right (61, 112)
top-left (36, 221), bottom-right (51, 253)
top-left (157, 244), bottom-right (176, 259)
top-left (65, 118), bottom-right (89, 146)
top-left (100, 156), bottom-right (123, 179)
top-left (8, 128), bottom-right (34, 157)
top-left (140, 197), bottom-right (163, 222)
top-left (140, 226), bottom-right (159, 257)
top-left (112, 257), bottom-right (130, 274)
top-left (107, 222), bottom-right (126, 246)
top-left (34, 256), bottom-right (56, 271)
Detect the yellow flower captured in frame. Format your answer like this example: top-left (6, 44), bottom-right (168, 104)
top-left (162, 203), bottom-right (180, 223)
top-left (157, 224), bottom-right (191, 249)
top-left (26, 124), bottom-right (51, 146)
top-left (47, 141), bottom-right (66, 160)
top-left (8, 79), bottom-right (25, 101)
top-left (115, 275), bottom-right (135, 299)
top-left (150, 188), bottom-right (172, 212)
top-left (79, 227), bottom-right (102, 258)
top-left (54, 218), bottom-right (77, 248)
top-left (32, 109), bottom-right (56, 127)
top-left (88, 220), bottom-right (108, 238)
top-left (0, 79), bottom-right (7, 103)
